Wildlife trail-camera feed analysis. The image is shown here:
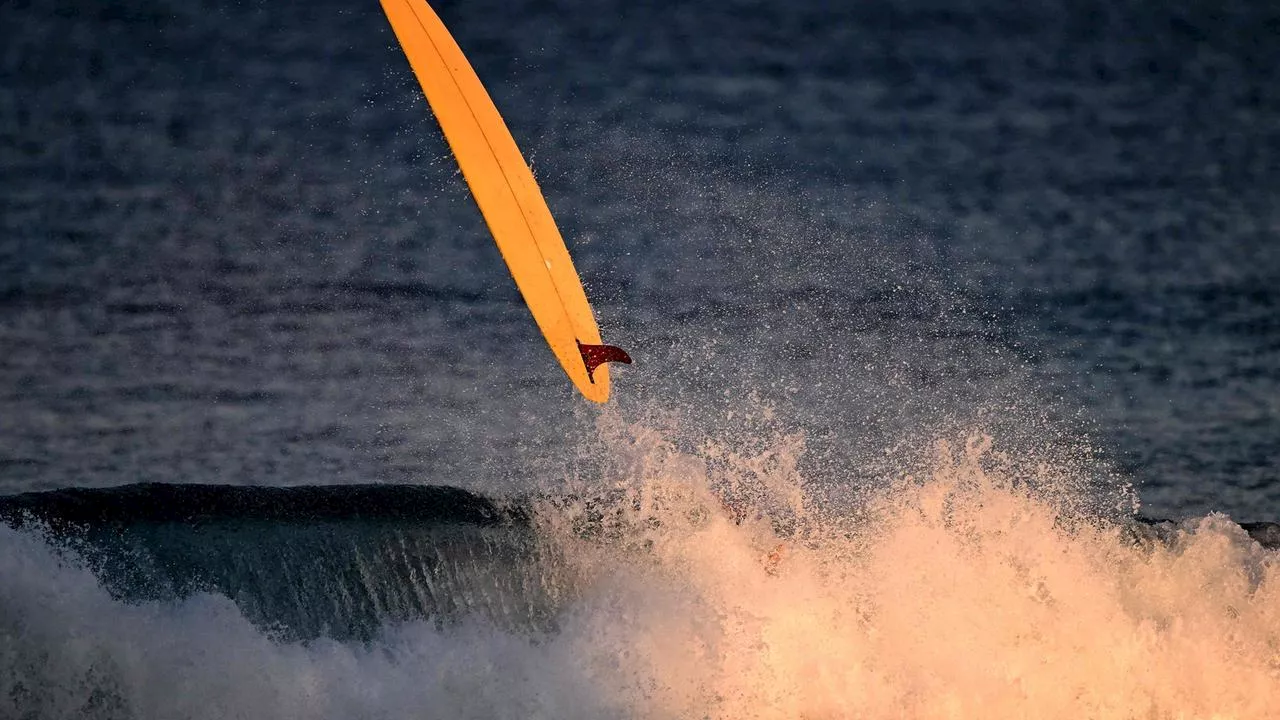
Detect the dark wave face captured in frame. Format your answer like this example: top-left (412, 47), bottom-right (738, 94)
top-left (0, 484), bottom-right (559, 641)
top-left (3, 481), bottom-right (1277, 648)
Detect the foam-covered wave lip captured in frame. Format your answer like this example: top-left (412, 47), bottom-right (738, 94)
top-left (2, 482), bottom-right (1278, 647)
top-left (4, 482), bottom-right (1277, 549)
top-left (1128, 516), bottom-right (1280, 552)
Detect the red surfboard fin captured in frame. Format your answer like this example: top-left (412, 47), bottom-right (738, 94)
top-left (577, 341), bottom-right (632, 384)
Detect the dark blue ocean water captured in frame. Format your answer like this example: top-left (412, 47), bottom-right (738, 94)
top-left (2, 0), bottom-right (1279, 717)
top-left (3, 0), bottom-right (1277, 519)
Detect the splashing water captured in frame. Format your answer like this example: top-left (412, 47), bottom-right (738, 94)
top-left (2, 420), bottom-right (1278, 719)
top-left (535, 421), bottom-right (1280, 720)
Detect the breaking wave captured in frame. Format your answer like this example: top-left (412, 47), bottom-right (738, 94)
top-left (2, 421), bottom-right (1278, 719)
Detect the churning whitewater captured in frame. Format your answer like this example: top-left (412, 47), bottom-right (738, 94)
top-left (2, 417), bottom-right (1277, 720)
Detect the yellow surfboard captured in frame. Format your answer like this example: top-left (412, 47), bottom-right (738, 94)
top-left (380, 0), bottom-right (630, 402)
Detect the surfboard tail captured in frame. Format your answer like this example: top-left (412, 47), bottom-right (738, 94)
top-left (578, 342), bottom-right (632, 384)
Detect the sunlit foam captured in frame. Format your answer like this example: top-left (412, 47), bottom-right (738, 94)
top-left (1, 420), bottom-right (1277, 719)
top-left (535, 421), bottom-right (1280, 719)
